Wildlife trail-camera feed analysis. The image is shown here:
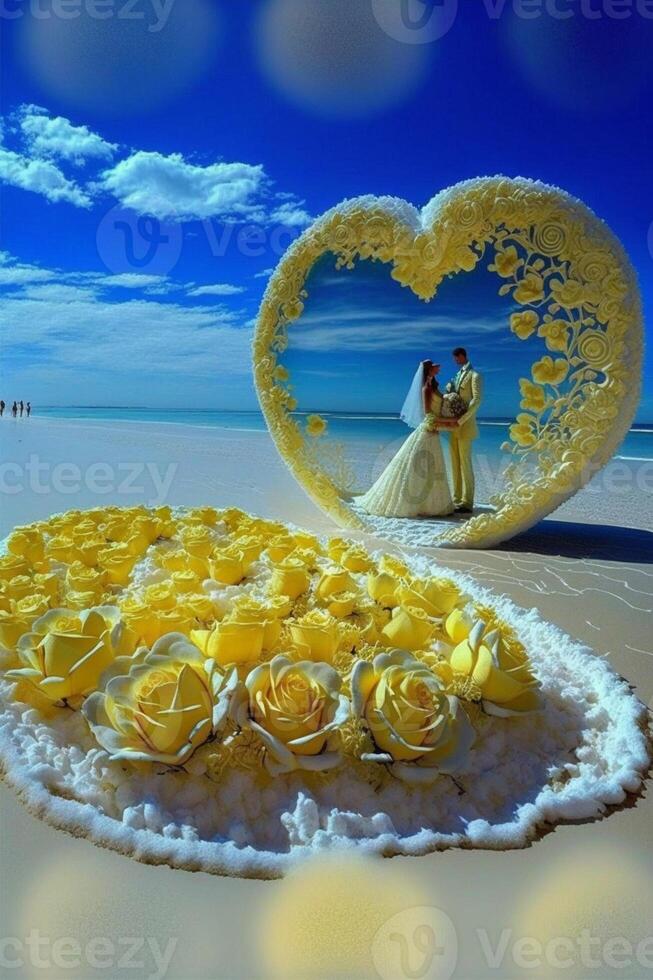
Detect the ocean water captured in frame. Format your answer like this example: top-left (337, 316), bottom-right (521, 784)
top-left (35, 407), bottom-right (653, 463)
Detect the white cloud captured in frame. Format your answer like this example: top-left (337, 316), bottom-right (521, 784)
top-left (0, 258), bottom-right (253, 389)
top-left (293, 306), bottom-right (508, 352)
top-left (0, 261), bottom-right (56, 287)
top-left (101, 151), bottom-right (267, 222)
top-left (268, 200), bottom-right (312, 228)
top-left (100, 273), bottom-right (170, 290)
top-left (18, 104), bottom-right (118, 165)
top-left (188, 283), bottom-right (245, 297)
top-left (0, 147), bottom-right (92, 208)
top-left (254, 267), bottom-right (274, 279)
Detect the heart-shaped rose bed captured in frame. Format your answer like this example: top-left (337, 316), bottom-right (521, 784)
top-left (253, 176), bottom-right (643, 549)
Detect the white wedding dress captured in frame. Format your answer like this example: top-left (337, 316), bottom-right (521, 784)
top-left (357, 390), bottom-right (454, 519)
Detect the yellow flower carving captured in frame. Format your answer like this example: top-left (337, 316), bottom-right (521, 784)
top-left (510, 310), bottom-right (539, 340)
top-left (532, 355), bottom-right (569, 386)
top-left (551, 277), bottom-right (585, 308)
top-left (519, 379), bottom-right (547, 413)
top-left (509, 413), bottom-right (538, 448)
top-left (306, 414), bottom-right (327, 438)
top-left (577, 329), bottom-right (613, 370)
top-left (537, 318), bottom-right (569, 352)
top-left (491, 245), bottom-right (521, 278)
top-left (514, 272), bottom-right (545, 305)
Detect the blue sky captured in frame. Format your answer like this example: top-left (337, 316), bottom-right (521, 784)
top-left (0, 0), bottom-right (651, 419)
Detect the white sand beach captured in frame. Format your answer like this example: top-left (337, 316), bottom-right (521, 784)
top-left (0, 416), bottom-right (651, 979)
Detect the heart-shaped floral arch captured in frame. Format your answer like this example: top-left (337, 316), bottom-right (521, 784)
top-left (253, 177), bottom-right (643, 549)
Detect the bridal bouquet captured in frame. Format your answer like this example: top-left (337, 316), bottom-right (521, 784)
top-left (441, 392), bottom-right (467, 419)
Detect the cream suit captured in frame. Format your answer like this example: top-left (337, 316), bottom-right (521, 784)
top-left (447, 363), bottom-right (482, 510)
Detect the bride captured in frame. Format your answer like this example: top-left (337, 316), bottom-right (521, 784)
top-left (357, 360), bottom-right (455, 518)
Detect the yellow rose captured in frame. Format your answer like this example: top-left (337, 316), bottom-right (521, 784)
top-left (120, 597), bottom-right (161, 648)
top-left (210, 548), bottom-right (251, 586)
top-left (382, 605), bottom-right (436, 652)
top-left (289, 610), bottom-right (342, 663)
top-left (448, 622), bottom-right (543, 716)
top-left (445, 607), bottom-right (476, 645)
top-left (66, 590), bottom-right (111, 612)
top-left (398, 578), bottom-right (461, 618)
top-left (316, 568), bottom-right (356, 602)
top-left (3, 575), bottom-right (34, 601)
top-left (0, 594), bottom-right (50, 651)
top-left (367, 571), bottom-right (401, 608)
top-left (66, 562), bottom-right (107, 597)
top-left (98, 547), bottom-right (136, 586)
top-left (351, 651), bottom-right (474, 783)
top-left (32, 572), bottom-right (61, 603)
top-left (269, 558), bottom-right (310, 599)
top-left (180, 506), bottom-right (218, 527)
top-left (232, 534), bottom-right (265, 564)
top-left (180, 525), bottom-right (216, 559)
top-left (231, 655), bottom-right (350, 775)
top-left (6, 606), bottom-right (123, 703)
top-left (143, 582), bottom-right (176, 611)
top-left (273, 364), bottom-right (290, 382)
top-left (124, 531), bottom-right (151, 558)
top-left (340, 546), bottom-right (375, 573)
top-left (156, 609), bottom-right (194, 637)
top-left (45, 536), bottom-right (76, 564)
top-left (171, 570), bottom-right (200, 594)
top-left (192, 615), bottom-right (266, 666)
top-left (0, 554), bottom-right (30, 583)
top-left (292, 531), bottom-right (323, 554)
top-left (510, 310), bottom-right (539, 340)
top-left (326, 591), bottom-right (359, 619)
top-left (7, 528), bottom-right (45, 566)
top-left (265, 535), bottom-right (296, 563)
top-left (82, 634), bottom-right (237, 766)
top-left (532, 355), bottom-right (569, 387)
top-left (183, 593), bottom-right (219, 624)
top-left (326, 538), bottom-right (349, 562)
top-left (230, 597), bottom-right (285, 644)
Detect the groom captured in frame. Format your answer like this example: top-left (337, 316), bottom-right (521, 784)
top-left (445, 347), bottom-right (483, 514)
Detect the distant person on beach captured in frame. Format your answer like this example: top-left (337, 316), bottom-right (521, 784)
top-left (11, 402), bottom-right (17, 418)
top-left (19, 400), bottom-right (24, 417)
top-left (26, 402), bottom-right (31, 418)
top-left (0, 400), bottom-right (4, 417)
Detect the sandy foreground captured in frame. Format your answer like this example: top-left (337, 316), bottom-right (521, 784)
top-left (0, 417), bottom-right (651, 980)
